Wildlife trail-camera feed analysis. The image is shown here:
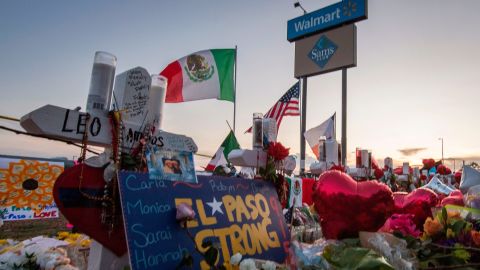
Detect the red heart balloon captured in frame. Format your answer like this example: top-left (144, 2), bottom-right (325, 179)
top-left (53, 165), bottom-right (127, 256)
top-left (393, 192), bottom-right (408, 209)
top-left (313, 170), bottom-right (394, 239)
top-left (392, 188), bottom-right (438, 229)
top-left (441, 190), bottom-right (464, 207)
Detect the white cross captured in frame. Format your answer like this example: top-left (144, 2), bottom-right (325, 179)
top-left (19, 66), bottom-right (197, 153)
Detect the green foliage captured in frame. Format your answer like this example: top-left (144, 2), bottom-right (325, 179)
top-left (121, 153), bottom-right (137, 171)
top-left (323, 243), bottom-right (394, 270)
top-left (452, 244), bottom-right (470, 262)
top-left (22, 252), bottom-right (39, 270)
top-left (258, 157), bottom-right (278, 183)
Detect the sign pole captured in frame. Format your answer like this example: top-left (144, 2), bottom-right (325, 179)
top-left (300, 77), bottom-right (307, 175)
top-left (341, 69), bottom-right (347, 166)
top-left (233, 45), bottom-right (238, 135)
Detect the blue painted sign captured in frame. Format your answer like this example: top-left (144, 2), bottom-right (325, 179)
top-left (308, 35), bottom-right (338, 68)
top-left (287, 0), bottom-right (367, 42)
top-left (118, 172), bottom-right (290, 270)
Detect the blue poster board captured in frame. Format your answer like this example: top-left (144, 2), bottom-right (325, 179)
top-left (118, 172), bottom-right (290, 270)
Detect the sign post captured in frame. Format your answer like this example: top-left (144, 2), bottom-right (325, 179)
top-left (342, 69), bottom-right (347, 166)
top-left (300, 77), bottom-right (307, 174)
top-left (289, 0), bottom-right (367, 168)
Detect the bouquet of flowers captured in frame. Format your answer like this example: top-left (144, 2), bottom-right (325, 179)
top-left (398, 206), bottom-right (480, 268)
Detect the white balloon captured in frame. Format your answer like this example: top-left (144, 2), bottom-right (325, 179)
top-left (459, 166), bottom-right (480, 193)
top-left (284, 155), bottom-right (297, 171)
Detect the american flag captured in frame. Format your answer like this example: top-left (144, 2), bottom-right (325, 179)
top-left (246, 82), bottom-right (300, 133)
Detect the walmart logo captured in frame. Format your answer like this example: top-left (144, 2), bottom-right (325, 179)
top-left (308, 35), bottom-right (338, 69)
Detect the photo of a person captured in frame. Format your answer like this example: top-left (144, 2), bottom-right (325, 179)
top-left (146, 147), bottom-right (197, 183)
top-left (162, 158), bottom-right (182, 175)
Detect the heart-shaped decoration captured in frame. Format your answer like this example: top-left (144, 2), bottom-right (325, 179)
top-left (440, 190), bottom-right (464, 207)
top-left (53, 164), bottom-right (127, 256)
top-left (392, 188), bottom-right (438, 229)
top-left (313, 170), bottom-right (394, 239)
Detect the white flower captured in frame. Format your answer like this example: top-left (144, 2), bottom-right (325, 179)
top-left (261, 260), bottom-right (276, 270)
top-left (230, 253), bottom-right (242, 265)
top-left (239, 258), bottom-right (257, 270)
top-left (0, 252), bottom-right (28, 268)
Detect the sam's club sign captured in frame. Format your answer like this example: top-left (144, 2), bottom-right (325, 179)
top-left (287, 0), bottom-right (367, 42)
top-left (309, 36), bottom-right (338, 68)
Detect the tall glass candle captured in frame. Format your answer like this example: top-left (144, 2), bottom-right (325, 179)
top-left (86, 51), bottom-right (117, 113)
top-left (147, 75), bottom-right (167, 130)
top-left (252, 113), bottom-right (263, 150)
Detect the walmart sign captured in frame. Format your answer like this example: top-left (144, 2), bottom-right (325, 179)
top-left (287, 0), bottom-right (367, 42)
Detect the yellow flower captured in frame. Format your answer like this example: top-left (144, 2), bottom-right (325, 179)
top-left (447, 210), bottom-right (461, 220)
top-left (57, 231), bottom-right (69, 240)
top-left (471, 230), bottom-right (480, 246)
top-left (80, 239), bottom-right (91, 247)
top-left (68, 233), bottom-right (81, 241)
top-left (446, 228), bottom-right (455, 239)
top-left (424, 217), bottom-right (443, 236)
top-left (0, 239), bottom-right (7, 245)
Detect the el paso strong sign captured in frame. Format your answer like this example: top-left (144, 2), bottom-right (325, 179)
top-left (118, 173), bottom-right (290, 270)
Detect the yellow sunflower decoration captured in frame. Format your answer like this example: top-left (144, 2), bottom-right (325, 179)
top-left (0, 159), bottom-right (63, 212)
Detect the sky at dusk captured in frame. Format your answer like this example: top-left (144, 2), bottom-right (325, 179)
top-left (1, 0), bottom-right (479, 170)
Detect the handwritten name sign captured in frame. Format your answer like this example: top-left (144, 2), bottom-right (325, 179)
top-left (20, 105), bottom-right (197, 152)
top-left (118, 172), bottom-right (290, 270)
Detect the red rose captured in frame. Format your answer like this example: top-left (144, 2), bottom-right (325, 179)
top-left (267, 142), bottom-right (290, 161)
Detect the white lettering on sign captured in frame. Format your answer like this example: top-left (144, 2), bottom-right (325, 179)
top-left (310, 47), bottom-right (336, 62)
top-left (294, 8), bottom-right (340, 32)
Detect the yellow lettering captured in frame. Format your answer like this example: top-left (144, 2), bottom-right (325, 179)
top-left (255, 194), bottom-right (270, 218)
top-left (213, 227), bottom-right (232, 261)
top-left (249, 221), bottom-right (268, 253)
top-left (222, 195), bottom-right (236, 222)
top-left (262, 218), bottom-right (280, 248)
top-left (245, 194), bottom-right (259, 220)
top-left (235, 195), bottom-right (251, 222)
top-left (195, 229), bottom-right (220, 269)
top-left (240, 223), bottom-right (254, 255)
top-left (227, 224), bottom-right (245, 255)
top-left (196, 199), bottom-right (217, 225)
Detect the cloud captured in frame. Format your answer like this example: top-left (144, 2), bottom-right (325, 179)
top-left (397, 147), bottom-right (427, 156)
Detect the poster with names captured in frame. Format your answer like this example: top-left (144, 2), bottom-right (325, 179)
top-left (118, 172), bottom-right (290, 270)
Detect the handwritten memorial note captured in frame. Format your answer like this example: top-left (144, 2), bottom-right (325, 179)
top-left (114, 67), bottom-right (151, 121)
top-left (118, 173), bottom-right (290, 270)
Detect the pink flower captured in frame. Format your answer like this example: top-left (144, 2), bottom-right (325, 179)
top-left (379, 214), bottom-right (421, 237)
top-left (176, 203), bottom-right (196, 222)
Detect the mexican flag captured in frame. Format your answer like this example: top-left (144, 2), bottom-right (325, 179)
top-left (160, 49), bottom-right (235, 103)
top-left (205, 131), bottom-right (240, 171)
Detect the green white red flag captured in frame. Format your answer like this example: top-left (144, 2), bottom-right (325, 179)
top-left (206, 131), bottom-right (240, 171)
top-left (160, 49), bottom-right (235, 103)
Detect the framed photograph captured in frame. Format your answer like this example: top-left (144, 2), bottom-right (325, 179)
top-left (145, 146), bottom-right (197, 183)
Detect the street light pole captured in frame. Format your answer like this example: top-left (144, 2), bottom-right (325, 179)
top-left (438, 138), bottom-right (444, 164)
